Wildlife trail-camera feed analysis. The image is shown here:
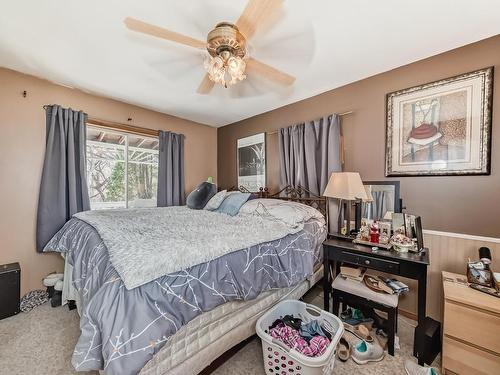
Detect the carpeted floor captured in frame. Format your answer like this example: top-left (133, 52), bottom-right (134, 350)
top-left (0, 287), bottom-right (440, 374)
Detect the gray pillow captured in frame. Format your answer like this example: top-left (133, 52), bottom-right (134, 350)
top-left (215, 192), bottom-right (251, 216)
top-left (186, 182), bottom-right (217, 210)
top-left (204, 190), bottom-right (227, 211)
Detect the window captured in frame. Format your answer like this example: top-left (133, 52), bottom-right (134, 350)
top-left (86, 125), bottom-right (159, 210)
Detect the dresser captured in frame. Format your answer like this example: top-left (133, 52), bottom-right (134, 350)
top-left (442, 271), bottom-right (500, 374)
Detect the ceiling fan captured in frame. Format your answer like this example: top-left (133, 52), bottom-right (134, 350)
top-left (124, 0), bottom-right (295, 94)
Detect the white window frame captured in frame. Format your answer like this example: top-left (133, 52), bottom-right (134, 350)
top-left (86, 125), bottom-right (159, 209)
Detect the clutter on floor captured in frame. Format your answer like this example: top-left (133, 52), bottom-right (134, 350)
top-left (337, 306), bottom-right (399, 366)
top-left (42, 273), bottom-right (64, 307)
top-left (257, 299), bottom-right (344, 375)
top-left (19, 289), bottom-right (49, 312)
top-left (351, 339), bottom-right (385, 365)
top-left (268, 314), bottom-right (331, 357)
top-left (404, 359), bottom-right (438, 375)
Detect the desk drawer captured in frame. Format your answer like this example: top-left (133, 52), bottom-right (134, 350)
top-left (341, 251), bottom-right (400, 274)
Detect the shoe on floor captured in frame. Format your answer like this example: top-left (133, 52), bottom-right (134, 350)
top-left (343, 322), bottom-right (374, 342)
top-left (404, 359), bottom-right (438, 375)
top-left (352, 340), bottom-right (385, 365)
top-left (337, 336), bottom-right (351, 362)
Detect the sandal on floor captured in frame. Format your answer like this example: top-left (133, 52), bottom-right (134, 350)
top-left (337, 336), bottom-right (351, 362)
top-left (343, 323), bottom-right (374, 343)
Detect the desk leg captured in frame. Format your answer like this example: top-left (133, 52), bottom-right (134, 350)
top-left (417, 269), bottom-right (427, 325)
top-left (323, 251), bottom-right (330, 312)
top-left (415, 267), bottom-right (427, 365)
top-left (332, 261), bottom-right (340, 316)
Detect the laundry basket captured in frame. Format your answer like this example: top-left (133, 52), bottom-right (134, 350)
top-left (256, 300), bottom-right (343, 375)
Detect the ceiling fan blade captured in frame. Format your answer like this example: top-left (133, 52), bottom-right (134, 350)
top-left (245, 58), bottom-right (295, 86)
top-left (124, 17), bottom-right (206, 49)
top-left (235, 0), bottom-right (284, 40)
top-left (197, 74), bottom-right (215, 94)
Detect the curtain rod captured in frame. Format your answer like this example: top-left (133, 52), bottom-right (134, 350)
top-left (42, 105), bottom-right (160, 137)
top-left (267, 111), bottom-right (353, 135)
top-left (87, 118), bottom-right (160, 137)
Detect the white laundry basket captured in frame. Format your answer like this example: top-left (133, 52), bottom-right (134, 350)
top-left (256, 300), bottom-right (343, 375)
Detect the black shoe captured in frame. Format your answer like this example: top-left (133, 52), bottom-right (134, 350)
top-left (51, 291), bottom-right (62, 307)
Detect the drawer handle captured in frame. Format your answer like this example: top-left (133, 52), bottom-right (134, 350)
top-left (364, 260), bottom-right (370, 265)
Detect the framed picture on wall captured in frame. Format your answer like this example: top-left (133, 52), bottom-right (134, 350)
top-left (385, 67), bottom-right (493, 176)
top-left (237, 133), bottom-right (266, 191)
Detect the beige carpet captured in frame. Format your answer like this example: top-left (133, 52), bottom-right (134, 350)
top-left (0, 288), bottom-right (440, 375)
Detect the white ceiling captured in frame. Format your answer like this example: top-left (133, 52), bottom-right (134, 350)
top-left (0, 0), bottom-right (499, 127)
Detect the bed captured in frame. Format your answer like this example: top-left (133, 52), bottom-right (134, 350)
top-left (44, 186), bottom-right (327, 375)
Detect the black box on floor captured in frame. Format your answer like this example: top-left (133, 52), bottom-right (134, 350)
top-left (0, 262), bottom-right (21, 320)
top-left (413, 317), bottom-right (441, 365)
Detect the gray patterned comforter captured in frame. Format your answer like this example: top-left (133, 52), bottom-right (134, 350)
top-left (44, 216), bottom-right (326, 375)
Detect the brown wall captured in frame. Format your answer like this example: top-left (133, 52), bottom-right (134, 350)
top-left (218, 35), bottom-right (500, 238)
top-left (0, 68), bottom-right (217, 295)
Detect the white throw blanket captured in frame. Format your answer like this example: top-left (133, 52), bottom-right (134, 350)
top-left (74, 206), bottom-right (303, 289)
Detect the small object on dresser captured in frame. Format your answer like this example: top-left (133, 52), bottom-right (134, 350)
top-left (390, 233), bottom-right (413, 253)
top-left (469, 283), bottom-right (500, 298)
top-left (0, 262), bottom-right (21, 320)
top-left (369, 222), bottom-right (380, 243)
top-left (467, 246), bottom-right (493, 287)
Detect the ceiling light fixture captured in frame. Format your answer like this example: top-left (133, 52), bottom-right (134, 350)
top-left (204, 22), bottom-right (247, 88)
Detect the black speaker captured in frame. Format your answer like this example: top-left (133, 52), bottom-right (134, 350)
top-left (413, 317), bottom-right (441, 365)
top-left (0, 262), bottom-right (21, 320)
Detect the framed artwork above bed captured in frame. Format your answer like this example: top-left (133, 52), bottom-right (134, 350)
top-left (237, 133), bottom-right (266, 191)
top-left (385, 67), bottom-right (493, 176)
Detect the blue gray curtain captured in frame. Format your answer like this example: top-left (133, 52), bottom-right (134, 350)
top-left (36, 105), bottom-right (90, 251)
top-left (157, 131), bottom-right (185, 206)
top-left (278, 114), bottom-right (342, 231)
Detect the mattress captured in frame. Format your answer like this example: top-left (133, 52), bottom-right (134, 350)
top-left (140, 266), bottom-right (323, 375)
top-left (46, 211), bottom-right (326, 375)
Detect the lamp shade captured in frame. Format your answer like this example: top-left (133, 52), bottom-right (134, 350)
top-left (322, 172), bottom-right (368, 201)
top-left (363, 185), bottom-right (374, 202)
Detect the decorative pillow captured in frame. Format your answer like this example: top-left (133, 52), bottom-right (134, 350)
top-left (186, 182), bottom-right (217, 210)
top-left (216, 192), bottom-right (251, 216)
top-left (239, 198), bottom-right (325, 228)
top-left (204, 190), bottom-right (227, 211)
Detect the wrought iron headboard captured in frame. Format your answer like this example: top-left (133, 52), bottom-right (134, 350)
top-left (236, 185), bottom-right (328, 223)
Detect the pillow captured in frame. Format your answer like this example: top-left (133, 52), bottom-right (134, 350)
top-left (239, 198), bottom-right (325, 228)
top-left (204, 190), bottom-right (227, 211)
top-left (186, 182), bottom-right (217, 210)
top-left (215, 192), bottom-right (251, 216)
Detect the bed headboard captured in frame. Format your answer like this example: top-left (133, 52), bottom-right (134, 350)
top-left (238, 185), bottom-right (328, 220)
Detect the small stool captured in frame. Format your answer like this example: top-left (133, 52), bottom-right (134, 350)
top-left (332, 275), bottom-right (399, 356)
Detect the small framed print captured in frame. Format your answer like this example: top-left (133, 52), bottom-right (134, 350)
top-left (386, 67), bottom-right (493, 176)
top-left (237, 133), bottom-right (266, 192)
top-left (379, 222), bottom-right (392, 237)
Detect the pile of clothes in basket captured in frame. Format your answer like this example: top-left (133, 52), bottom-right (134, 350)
top-left (266, 314), bottom-right (332, 357)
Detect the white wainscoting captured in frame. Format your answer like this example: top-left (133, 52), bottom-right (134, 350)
top-left (396, 230), bottom-right (499, 322)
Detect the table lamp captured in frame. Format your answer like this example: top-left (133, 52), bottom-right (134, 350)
top-left (323, 172), bottom-right (368, 237)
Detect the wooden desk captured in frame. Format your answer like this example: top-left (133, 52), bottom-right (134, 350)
top-left (442, 271), bottom-right (500, 375)
top-left (322, 238), bottom-right (430, 325)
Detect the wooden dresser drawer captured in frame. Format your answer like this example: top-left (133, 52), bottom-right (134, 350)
top-left (444, 301), bottom-right (500, 354)
top-left (443, 336), bottom-right (500, 375)
top-left (340, 251), bottom-right (400, 274)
